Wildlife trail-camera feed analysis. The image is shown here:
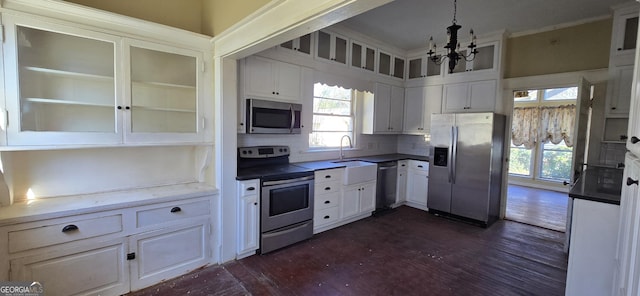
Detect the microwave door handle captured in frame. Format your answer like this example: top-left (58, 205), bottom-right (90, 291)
top-left (290, 104), bottom-right (295, 132)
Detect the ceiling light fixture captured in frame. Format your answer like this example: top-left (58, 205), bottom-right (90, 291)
top-left (427, 0), bottom-right (477, 73)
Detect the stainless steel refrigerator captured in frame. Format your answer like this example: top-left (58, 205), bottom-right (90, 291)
top-left (428, 112), bottom-right (506, 226)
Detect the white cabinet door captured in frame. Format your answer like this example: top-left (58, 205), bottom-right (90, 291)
top-left (468, 80), bottom-right (497, 111)
top-left (243, 56), bottom-right (301, 102)
top-left (373, 83), bottom-right (392, 133)
top-left (396, 162), bottom-right (408, 204)
top-left (359, 182), bottom-right (376, 213)
top-left (406, 169), bottom-right (428, 208)
top-left (611, 9), bottom-right (639, 59)
top-left (389, 86), bottom-right (405, 132)
top-left (342, 185), bottom-right (360, 219)
top-left (403, 85), bottom-right (443, 134)
top-left (350, 40), bottom-right (376, 72)
top-left (237, 179), bottom-right (259, 258)
top-left (316, 30), bottom-right (348, 65)
top-left (129, 220), bottom-right (209, 291)
top-left (607, 65), bottom-right (634, 117)
top-left (614, 153), bottom-right (640, 296)
top-left (364, 83), bottom-right (404, 134)
top-left (443, 83), bottom-right (469, 113)
top-left (10, 238), bottom-right (129, 296)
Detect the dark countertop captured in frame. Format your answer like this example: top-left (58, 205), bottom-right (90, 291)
top-left (237, 153), bottom-right (429, 180)
top-left (569, 167), bottom-right (623, 205)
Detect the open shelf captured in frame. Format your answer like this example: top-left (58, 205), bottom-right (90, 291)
top-left (132, 105), bottom-right (196, 113)
top-left (23, 66), bottom-right (113, 81)
top-left (24, 97), bottom-right (113, 108)
top-left (132, 80), bottom-right (195, 90)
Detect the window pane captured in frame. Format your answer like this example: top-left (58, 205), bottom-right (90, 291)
top-left (543, 87), bottom-right (577, 101)
top-left (513, 90), bottom-right (537, 102)
top-left (509, 146), bottom-right (532, 176)
top-left (312, 115), bottom-right (352, 132)
top-left (540, 141), bottom-right (572, 181)
top-left (310, 131), bottom-right (353, 148)
top-left (313, 98), bottom-right (350, 115)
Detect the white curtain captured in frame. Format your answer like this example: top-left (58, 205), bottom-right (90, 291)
top-left (511, 104), bottom-right (576, 148)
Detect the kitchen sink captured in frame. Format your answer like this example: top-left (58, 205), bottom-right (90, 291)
top-left (333, 160), bottom-right (377, 185)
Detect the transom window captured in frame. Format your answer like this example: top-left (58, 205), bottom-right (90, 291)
top-left (309, 83), bottom-right (354, 149)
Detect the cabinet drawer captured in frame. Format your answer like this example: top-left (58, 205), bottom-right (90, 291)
top-left (315, 180), bottom-right (341, 195)
top-left (8, 214), bottom-right (123, 253)
top-left (314, 206), bottom-right (340, 227)
top-left (238, 179), bottom-right (259, 197)
top-left (315, 168), bottom-right (344, 184)
top-left (409, 160), bottom-right (429, 173)
top-left (136, 200), bottom-right (210, 228)
top-left (315, 191), bottom-right (340, 211)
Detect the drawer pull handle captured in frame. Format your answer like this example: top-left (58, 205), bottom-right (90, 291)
top-left (627, 177), bottom-right (639, 186)
top-left (325, 175), bottom-right (331, 179)
top-left (417, 165), bottom-right (423, 168)
top-left (324, 200), bottom-right (331, 204)
top-left (632, 136), bottom-right (640, 144)
top-left (247, 187), bottom-right (255, 191)
top-left (324, 215), bottom-right (330, 219)
top-left (170, 207), bottom-right (182, 213)
top-left (62, 224), bottom-right (78, 233)
top-left (325, 187), bottom-right (331, 191)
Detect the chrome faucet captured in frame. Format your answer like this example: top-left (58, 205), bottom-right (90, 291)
top-left (339, 135), bottom-right (352, 160)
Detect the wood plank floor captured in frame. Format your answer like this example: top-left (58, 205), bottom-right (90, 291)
top-left (127, 206), bottom-right (568, 296)
top-left (505, 185), bottom-right (569, 232)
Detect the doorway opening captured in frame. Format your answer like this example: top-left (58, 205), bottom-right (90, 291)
top-left (506, 86), bottom-right (581, 232)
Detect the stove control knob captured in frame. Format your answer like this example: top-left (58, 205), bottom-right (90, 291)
top-left (248, 150), bottom-right (253, 154)
top-left (242, 151), bottom-right (247, 154)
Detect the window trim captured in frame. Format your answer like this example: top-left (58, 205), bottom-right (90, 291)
top-left (309, 83), bottom-right (356, 150)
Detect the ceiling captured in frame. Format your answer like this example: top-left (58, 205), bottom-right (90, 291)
top-left (339, 0), bottom-right (633, 51)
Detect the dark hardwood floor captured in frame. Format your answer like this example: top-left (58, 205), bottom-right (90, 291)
top-left (127, 206), bottom-right (568, 296)
top-left (505, 185), bottom-right (569, 232)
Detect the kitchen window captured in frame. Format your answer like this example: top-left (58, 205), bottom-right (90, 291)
top-left (509, 87), bottom-right (577, 183)
top-left (309, 83), bottom-right (354, 149)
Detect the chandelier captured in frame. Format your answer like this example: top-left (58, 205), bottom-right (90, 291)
top-left (427, 0), bottom-right (478, 73)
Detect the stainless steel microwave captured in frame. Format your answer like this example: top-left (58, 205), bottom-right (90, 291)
top-left (246, 98), bottom-right (302, 134)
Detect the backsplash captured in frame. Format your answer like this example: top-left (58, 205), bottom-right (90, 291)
top-left (396, 135), bottom-right (430, 156)
top-left (599, 142), bottom-right (626, 167)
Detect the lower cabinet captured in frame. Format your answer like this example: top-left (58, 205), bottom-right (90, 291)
top-left (342, 181), bottom-right (376, 220)
top-left (2, 194), bottom-right (214, 296)
top-left (405, 160), bottom-right (429, 210)
top-left (395, 160), bottom-right (408, 205)
top-left (237, 179), bottom-right (260, 258)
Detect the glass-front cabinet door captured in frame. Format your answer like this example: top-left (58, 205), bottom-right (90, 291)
top-left (124, 40), bottom-right (203, 143)
top-left (3, 15), bottom-right (122, 145)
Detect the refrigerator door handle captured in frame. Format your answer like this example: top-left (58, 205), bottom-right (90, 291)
top-left (452, 126), bottom-right (458, 184)
top-left (448, 126), bottom-right (454, 183)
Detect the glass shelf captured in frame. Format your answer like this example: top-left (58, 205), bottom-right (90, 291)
top-left (132, 80), bottom-right (195, 90)
top-left (133, 105), bottom-right (196, 113)
top-left (24, 97), bottom-right (113, 108)
top-left (23, 66), bottom-right (113, 81)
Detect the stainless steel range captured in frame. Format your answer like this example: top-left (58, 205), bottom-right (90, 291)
top-left (237, 146), bottom-right (314, 254)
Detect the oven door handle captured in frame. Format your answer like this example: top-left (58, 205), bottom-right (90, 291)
top-left (262, 175), bottom-right (314, 186)
top-left (262, 220), bottom-right (312, 237)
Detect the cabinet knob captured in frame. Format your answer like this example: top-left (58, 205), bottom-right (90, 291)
top-left (254, 202), bottom-right (258, 205)
top-left (324, 215), bottom-right (330, 219)
top-left (621, 135), bottom-right (628, 141)
top-left (247, 187), bottom-right (255, 191)
top-left (627, 177), bottom-right (639, 186)
top-left (325, 175), bottom-right (331, 179)
top-left (117, 106), bottom-right (122, 110)
top-left (325, 187), bottom-right (331, 191)
top-left (272, 92), bottom-right (276, 94)
top-left (612, 107), bottom-right (617, 110)
top-left (417, 165), bottom-right (423, 168)
top-left (632, 136), bottom-right (640, 144)
top-left (324, 200), bottom-right (331, 204)
top-left (170, 206), bottom-right (182, 213)
top-left (62, 224), bottom-right (79, 233)
top-left (125, 106), bottom-right (131, 110)
top-left (618, 48), bottom-right (623, 51)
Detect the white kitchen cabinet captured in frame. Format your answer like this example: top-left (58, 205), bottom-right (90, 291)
top-left (1, 191), bottom-right (215, 296)
top-left (403, 85), bottom-right (442, 134)
top-left (446, 43), bottom-right (498, 75)
top-left (243, 55), bottom-right (302, 102)
top-left (350, 39), bottom-right (376, 72)
top-left (362, 83), bottom-right (404, 134)
top-left (10, 237), bottom-right (129, 296)
top-left (443, 80), bottom-right (496, 113)
top-left (565, 198), bottom-right (619, 296)
top-left (2, 14), bottom-right (207, 147)
top-left (378, 50), bottom-right (405, 79)
top-left (280, 33), bottom-right (313, 56)
top-left (342, 181), bottom-right (376, 220)
top-left (237, 179), bottom-right (260, 258)
top-left (316, 30), bottom-right (349, 65)
top-left (406, 160), bottom-right (429, 210)
top-left (407, 54), bottom-right (442, 79)
top-left (129, 220), bottom-right (209, 291)
top-left (607, 65), bottom-right (634, 118)
top-left (613, 153), bottom-right (640, 296)
top-left (395, 160), bottom-right (408, 205)
top-left (313, 168), bottom-right (345, 233)
top-left (611, 6), bottom-right (639, 61)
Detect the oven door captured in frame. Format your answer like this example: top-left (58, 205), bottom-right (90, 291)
top-left (261, 175), bottom-right (314, 232)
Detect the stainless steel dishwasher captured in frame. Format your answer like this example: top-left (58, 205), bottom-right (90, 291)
top-left (375, 161), bottom-right (397, 213)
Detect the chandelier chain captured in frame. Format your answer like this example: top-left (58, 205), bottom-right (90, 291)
top-left (452, 0), bottom-right (457, 24)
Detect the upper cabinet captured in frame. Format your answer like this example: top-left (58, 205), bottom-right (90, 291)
top-left (403, 85), bottom-right (442, 134)
top-left (243, 56), bottom-right (302, 102)
top-left (443, 80), bottom-right (496, 113)
top-left (378, 50), bottom-right (405, 79)
top-left (350, 39), bottom-right (376, 72)
top-left (611, 6), bottom-right (639, 62)
top-left (607, 65), bottom-right (634, 117)
top-left (606, 4), bottom-right (639, 118)
top-left (1, 14), bottom-right (208, 147)
top-left (407, 55), bottom-right (442, 80)
top-left (316, 30), bottom-right (349, 65)
top-left (362, 83), bottom-right (404, 134)
top-left (280, 33), bottom-right (313, 56)
top-left (446, 43), bottom-right (497, 75)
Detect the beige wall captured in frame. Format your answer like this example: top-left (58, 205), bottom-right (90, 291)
top-left (66, 0), bottom-right (270, 36)
top-left (505, 19), bottom-right (612, 78)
